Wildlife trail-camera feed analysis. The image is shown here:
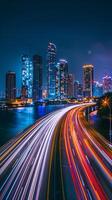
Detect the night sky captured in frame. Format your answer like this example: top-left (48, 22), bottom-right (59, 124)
top-left (0, 0), bottom-right (112, 92)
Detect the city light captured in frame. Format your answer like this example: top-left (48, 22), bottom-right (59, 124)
top-left (102, 97), bottom-right (112, 143)
top-left (0, 1), bottom-right (112, 199)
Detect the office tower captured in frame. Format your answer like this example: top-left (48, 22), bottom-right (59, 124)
top-left (77, 82), bottom-right (83, 99)
top-left (74, 80), bottom-right (79, 98)
top-left (74, 80), bottom-right (83, 99)
top-left (55, 62), bottom-right (60, 99)
top-left (42, 89), bottom-right (47, 99)
top-left (21, 55), bottom-right (33, 98)
top-left (83, 64), bottom-right (94, 97)
top-left (21, 86), bottom-right (27, 99)
top-left (93, 81), bottom-right (103, 97)
top-left (6, 71), bottom-right (16, 100)
top-left (103, 75), bottom-right (112, 94)
top-left (56, 59), bottom-right (68, 99)
top-left (33, 55), bottom-right (42, 101)
top-left (47, 42), bottom-right (56, 99)
top-left (68, 74), bottom-right (74, 98)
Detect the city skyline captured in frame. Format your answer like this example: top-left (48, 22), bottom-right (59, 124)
top-left (1, 52), bottom-right (112, 100)
top-left (0, 0), bottom-right (112, 91)
top-left (0, 44), bottom-right (112, 95)
top-left (0, 1), bottom-right (112, 199)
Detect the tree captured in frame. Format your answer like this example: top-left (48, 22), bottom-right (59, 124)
top-left (97, 92), bottom-right (112, 118)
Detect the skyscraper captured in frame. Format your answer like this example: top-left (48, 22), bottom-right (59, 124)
top-left (21, 55), bottom-right (33, 98)
top-left (74, 80), bottom-right (83, 99)
top-left (68, 74), bottom-right (74, 98)
top-left (93, 81), bottom-right (103, 97)
top-left (103, 75), bottom-right (112, 94)
top-left (83, 64), bottom-right (94, 97)
top-left (56, 59), bottom-right (68, 99)
top-left (47, 42), bottom-right (56, 99)
top-left (74, 80), bottom-right (79, 99)
top-left (33, 55), bottom-right (42, 101)
top-left (6, 71), bottom-right (16, 100)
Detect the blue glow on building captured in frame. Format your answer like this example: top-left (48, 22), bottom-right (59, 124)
top-left (56, 59), bottom-right (68, 99)
top-left (47, 42), bottom-right (56, 99)
top-left (103, 75), bottom-right (112, 94)
top-left (93, 81), bottom-right (103, 97)
top-left (21, 55), bottom-right (33, 98)
top-left (33, 55), bottom-right (42, 102)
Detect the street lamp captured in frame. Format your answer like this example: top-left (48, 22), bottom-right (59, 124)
top-left (102, 97), bottom-right (112, 143)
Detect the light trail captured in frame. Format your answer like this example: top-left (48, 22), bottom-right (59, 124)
top-left (62, 105), bottom-right (112, 200)
top-left (0, 104), bottom-right (111, 200)
top-left (0, 105), bottom-right (79, 200)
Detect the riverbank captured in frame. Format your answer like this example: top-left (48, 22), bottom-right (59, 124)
top-left (89, 111), bottom-right (111, 141)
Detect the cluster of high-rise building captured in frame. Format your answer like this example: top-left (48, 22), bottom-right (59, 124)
top-left (47, 43), bottom-right (74, 100)
top-left (93, 75), bottom-right (112, 97)
top-left (4, 42), bottom-right (112, 102)
top-left (6, 54), bottom-right (43, 102)
top-left (102, 75), bottom-right (112, 94)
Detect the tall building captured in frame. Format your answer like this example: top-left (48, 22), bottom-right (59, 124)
top-left (42, 88), bottom-right (47, 99)
top-left (83, 64), bottom-right (94, 97)
top-left (21, 55), bottom-right (33, 98)
top-left (33, 55), bottom-right (42, 101)
top-left (6, 71), bottom-right (16, 100)
top-left (93, 81), bottom-right (103, 97)
top-left (78, 83), bottom-right (83, 98)
top-left (103, 75), bottom-right (112, 94)
top-left (68, 74), bottom-right (74, 98)
top-left (56, 59), bottom-right (68, 99)
top-left (74, 80), bottom-right (79, 99)
top-left (74, 80), bottom-right (83, 99)
top-left (47, 42), bottom-right (56, 99)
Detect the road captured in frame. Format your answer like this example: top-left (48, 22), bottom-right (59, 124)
top-left (61, 105), bottom-right (112, 200)
top-left (0, 105), bottom-right (79, 200)
top-left (0, 104), bottom-right (112, 200)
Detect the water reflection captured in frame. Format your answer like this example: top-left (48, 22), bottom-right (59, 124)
top-left (0, 105), bottom-right (66, 147)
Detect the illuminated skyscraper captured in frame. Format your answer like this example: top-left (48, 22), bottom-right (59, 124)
top-left (93, 81), bottom-right (103, 97)
top-left (21, 55), bottom-right (33, 98)
top-left (56, 59), bottom-right (68, 99)
top-left (83, 64), bottom-right (94, 97)
top-left (47, 42), bottom-right (56, 99)
top-left (68, 74), bottom-right (74, 98)
top-left (33, 55), bottom-right (42, 101)
top-left (6, 71), bottom-right (16, 100)
top-left (74, 80), bottom-right (83, 99)
top-left (103, 75), bottom-right (112, 94)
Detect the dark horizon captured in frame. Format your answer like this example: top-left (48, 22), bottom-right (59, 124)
top-left (0, 0), bottom-right (112, 91)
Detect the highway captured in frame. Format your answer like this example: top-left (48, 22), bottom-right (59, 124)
top-left (0, 105), bottom-right (78, 200)
top-left (0, 104), bottom-right (112, 200)
top-left (62, 105), bottom-right (112, 200)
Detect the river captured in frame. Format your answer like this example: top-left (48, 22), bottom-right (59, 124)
top-left (0, 105), bottom-right (66, 147)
